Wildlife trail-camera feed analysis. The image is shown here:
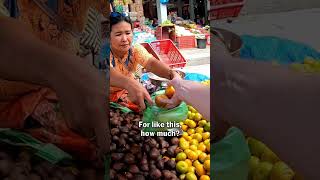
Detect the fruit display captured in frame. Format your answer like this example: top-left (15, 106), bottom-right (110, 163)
top-left (177, 105), bottom-right (211, 180)
top-left (0, 145), bottom-right (103, 180)
top-left (290, 57), bottom-right (320, 73)
top-left (161, 20), bottom-right (174, 26)
top-left (247, 137), bottom-right (296, 180)
top-left (110, 108), bottom-right (181, 180)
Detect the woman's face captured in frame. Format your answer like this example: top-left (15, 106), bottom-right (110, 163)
top-left (110, 21), bottom-right (133, 53)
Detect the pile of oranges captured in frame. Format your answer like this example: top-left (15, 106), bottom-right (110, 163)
top-left (175, 105), bottom-right (211, 180)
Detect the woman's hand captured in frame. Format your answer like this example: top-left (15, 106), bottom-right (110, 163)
top-left (125, 78), bottom-right (153, 111)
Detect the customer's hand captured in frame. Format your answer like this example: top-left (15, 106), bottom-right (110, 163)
top-left (157, 77), bottom-right (185, 109)
top-left (52, 64), bottom-right (110, 162)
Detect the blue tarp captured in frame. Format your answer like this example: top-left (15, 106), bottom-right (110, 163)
top-left (240, 35), bottom-right (320, 64)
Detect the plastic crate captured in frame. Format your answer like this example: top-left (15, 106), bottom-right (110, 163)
top-left (209, 0), bottom-right (245, 20)
top-left (176, 35), bottom-right (196, 49)
top-left (155, 25), bottom-right (176, 42)
top-left (149, 39), bottom-right (187, 68)
top-left (140, 42), bottom-right (161, 60)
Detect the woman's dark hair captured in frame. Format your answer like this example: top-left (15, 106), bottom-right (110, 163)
top-left (110, 12), bottom-right (133, 32)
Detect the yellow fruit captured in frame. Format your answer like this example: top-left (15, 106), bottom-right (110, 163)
top-left (186, 120), bottom-right (197, 128)
top-left (180, 174), bottom-right (186, 180)
top-left (185, 136), bottom-right (193, 142)
top-left (187, 111), bottom-right (192, 118)
top-left (190, 145), bottom-right (197, 151)
top-left (180, 121), bottom-right (184, 126)
top-left (176, 161), bottom-right (189, 174)
top-left (195, 164), bottom-right (206, 176)
top-left (185, 159), bottom-right (192, 167)
top-left (155, 94), bottom-right (169, 108)
top-left (185, 172), bottom-right (197, 180)
top-left (270, 161), bottom-right (295, 180)
top-left (203, 122), bottom-right (210, 132)
top-left (190, 139), bottom-right (199, 146)
top-left (204, 160), bottom-right (210, 171)
top-left (165, 85), bottom-right (175, 99)
top-left (247, 137), bottom-right (267, 157)
top-left (176, 152), bottom-right (187, 161)
top-left (205, 143), bottom-right (210, 152)
top-left (261, 147), bottom-right (280, 164)
top-left (189, 113), bottom-right (196, 120)
top-left (248, 156), bottom-right (260, 178)
top-left (193, 160), bottom-right (201, 167)
top-left (172, 158), bottom-right (176, 161)
top-left (198, 120), bottom-right (207, 127)
top-left (196, 150), bottom-right (203, 156)
top-left (194, 113), bottom-right (202, 121)
top-left (195, 127), bottom-right (204, 134)
top-left (188, 106), bottom-right (196, 112)
top-left (202, 132), bottom-right (210, 141)
top-left (193, 133), bottom-right (202, 142)
top-left (181, 125), bottom-right (188, 131)
top-left (200, 175), bottom-right (210, 180)
top-left (198, 152), bottom-right (207, 163)
top-left (185, 119), bottom-right (191, 124)
top-left (198, 143), bottom-right (206, 152)
top-left (184, 149), bottom-right (192, 154)
top-left (188, 166), bottom-right (196, 173)
top-left (204, 139), bottom-right (210, 145)
top-left (187, 128), bottom-right (195, 135)
top-left (179, 140), bottom-right (190, 150)
top-left (187, 151), bottom-right (198, 161)
top-left (182, 132), bottom-right (189, 139)
top-left (252, 162), bottom-right (273, 180)
top-left (205, 155), bottom-right (210, 161)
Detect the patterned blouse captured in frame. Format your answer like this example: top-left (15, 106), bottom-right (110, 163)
top-left (110, 43), bottom-right (153, 93)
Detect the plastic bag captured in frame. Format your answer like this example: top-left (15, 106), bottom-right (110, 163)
top-left (142, 90), bottom-right (188, 132)
top-left (240, 35), bottom-right (320, 64)
top-left (212, 127), bottom-right (250, 180)
top-left (0, 128), bottom-right (72, 164)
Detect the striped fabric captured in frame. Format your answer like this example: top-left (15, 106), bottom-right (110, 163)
top-left (79, 7), bottom-right (103, 57)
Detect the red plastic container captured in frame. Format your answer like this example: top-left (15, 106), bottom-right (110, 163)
top-left (140, 42), bottom-right (161, 60)
top-left (209, 0), bottom-right (245, 20)
top-left (176, 35), bottom-right (196, 49)
top-left (149, 40), bottom-right (187, 68)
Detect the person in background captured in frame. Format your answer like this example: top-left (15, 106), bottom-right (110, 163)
top-left (108, 12), bottom-right (181, 111)
top-left (152, 17), bottom-right (158, 27)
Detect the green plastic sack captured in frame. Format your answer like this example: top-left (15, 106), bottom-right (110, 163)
top-left (212, 127), bottom-right (250, 180)
top-left (110, 102), bottom-right (132, 113)
top-left (142, 90), bottom-right (188, 133)
top-left (0, 128), bottom-right (72, 164)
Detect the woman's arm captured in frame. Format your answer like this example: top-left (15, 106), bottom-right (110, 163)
top-left (144, 57), bottom-right (180, 80)
top-left (110, 67), bottom-right (153, 109)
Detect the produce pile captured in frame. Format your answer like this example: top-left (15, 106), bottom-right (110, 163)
top-left (0, 145), bottom-right (103, 180)
top-left (109, 83), bottom-right (211, 180)
top-left (110, 108), bottom-right (181, 180)
top-left (177, 105), bottom-right (211, 180)
top-left (247, 137), bottom-right (297, 180)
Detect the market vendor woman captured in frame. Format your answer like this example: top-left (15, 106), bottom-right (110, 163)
top-left (109, 12), bottom-right (181, 111)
